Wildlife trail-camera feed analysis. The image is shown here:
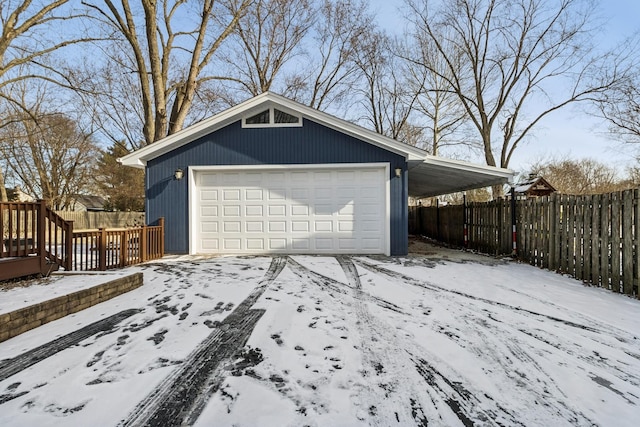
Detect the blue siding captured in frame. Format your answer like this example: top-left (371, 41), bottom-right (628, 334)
top-left (147, 119), bottom-right (408, 255)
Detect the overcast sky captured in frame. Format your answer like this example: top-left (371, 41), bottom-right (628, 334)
top-left (368, 0), bottom-right (640, 175)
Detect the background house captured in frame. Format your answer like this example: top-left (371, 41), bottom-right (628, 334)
top-left (511, 175), bottom-right (556, 199)
top-left (68, 195), bottom-right (108, 212)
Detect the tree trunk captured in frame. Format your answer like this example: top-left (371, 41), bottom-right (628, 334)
top-left (0, 168), bottom-right (8, 202)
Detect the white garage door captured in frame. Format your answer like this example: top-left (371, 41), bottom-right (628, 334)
top-left (192, 165), bottom-right (388, 254)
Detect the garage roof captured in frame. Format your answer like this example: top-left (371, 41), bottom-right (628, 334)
top-left (119, 92), bottom-right (514, 197)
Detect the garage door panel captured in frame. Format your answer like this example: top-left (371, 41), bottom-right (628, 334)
top-left (223, 239), bottom-right (241, 250)
top-left (338, 221), bottom-right (354, 232)
top-left (269, 239), bottom-right (287, 250)
top-left (195, 166), bottom-right (387, 254)
top-left (292, 221), bottom-right (309, 232)
top-left (246, 239), bottom-right (264, 250)
top-left (201, 190), bottom-right (218, 201)
top-left (337, 171), bottom-right (356, 181)
top-left (268, 205), bottom-right (286, 216)
top-left (246, 221), bottom-right (264, 232)
top-left (339, 238), bottom-right (356, 249)
top-left (244, 172), bottom-right (263, 184)
top-left (202, 239), bottom-right (219, 250)
top-left (245, 189), bottom-right (263, 200)
top-left (246, 205), bottom-right (263, 216)
top-left (292, 239), bottom-right (310, 250)
top-left (338, 204), bottom-right (354, 215)
top-left (202, 222), bottom-right (219, 233)
top-left (223, 205), bottom-right (240, 216)
top-left (314, 171), bottom-right (332, 182)
top-left (222, 173), bottom-right (240, 185)
top-left (268, 221), bottom-right (286, 232)
top-left (269, 189), bottom-right (286, 200)
top-left (290, 171), bottom-right (310, 182)
top-left (314, 204), bottom-right (334, 215)
top-left (201, 206), bottom-right (218, 216)
top-left (315, 238), bottom-right (333, 250)
top-left (223, 221), bottom-right (241, 232)
top-left (291, 188), bottom-right (309, 199)
top-left (291, 205), bottom-right (309, 216)
top-left (315, 221), bottom-right (333, 232)
top-left (362, 238), bottom-right (382, 249)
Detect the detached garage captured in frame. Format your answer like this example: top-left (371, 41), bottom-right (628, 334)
top-left (120, 92), bottom-right (513, 256)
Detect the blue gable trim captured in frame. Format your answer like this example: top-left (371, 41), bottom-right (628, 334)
top-left (146, 119), bottom-right (408, 255)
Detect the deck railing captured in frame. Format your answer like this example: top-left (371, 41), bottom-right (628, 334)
top-left (1, 201), bottom-right (164, 279)
top-left (71, 219), bottom-right (165, 271)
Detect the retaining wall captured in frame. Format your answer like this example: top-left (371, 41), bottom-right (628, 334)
top-left (0, 272), bottom-right (143, 343)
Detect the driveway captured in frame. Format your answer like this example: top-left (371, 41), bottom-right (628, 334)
top-left (0, 251), bottom-right (639, 426)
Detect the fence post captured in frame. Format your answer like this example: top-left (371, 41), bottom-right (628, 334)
top-left (510, 187), bottom-right (517, 256)
top-left (98, 228), bottom-right (107, 271)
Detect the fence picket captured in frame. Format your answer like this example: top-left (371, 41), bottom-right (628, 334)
top-left (611, 192), bottom-right (621, 292)
top-left (583, 195), bottom-right (592, 283)
top-left (622, 190), bottom-right (634, 294)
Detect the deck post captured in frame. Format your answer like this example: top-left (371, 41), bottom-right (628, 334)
top-left (37, 201), bottom-right (47, 274)
top-left (99, 228), bottom-right (107, 271)
top-left (159, 217), bottom-right (165, 256)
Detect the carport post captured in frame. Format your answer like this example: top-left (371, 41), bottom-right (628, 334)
top-left (510, 186), bottom-right (517, 256)
top-left (463, 193), bottom-right (468, 248)
top-left (436, 199), bottom-right (440, 242)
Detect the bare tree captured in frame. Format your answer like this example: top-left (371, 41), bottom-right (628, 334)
top-left (406, 0), bottom-right (625, 196)
top-left (594, 52), bottom-right (640, 145)
top-left (528, 156), bottom-right (625, 194)
top-left (0, 0), bottom-right (87, 201)
top-left (82, 0), bottom-right (252, 146)
top-left (290, 0), bottom-right (373, 109)
top-left (403, 28), bottom-right (469, 155)
top-left (220, 0), bottom-right (313, 98)
top-left (0, 90), bottom-right (99, 209)
top-left (353, 30), bottom-right (421, 142)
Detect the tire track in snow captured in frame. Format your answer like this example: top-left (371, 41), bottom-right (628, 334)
top-left (356, 258), bottom-right (614, 425)
top-left (119, 256), bottom-right (287, 427)
top-left (336, 256), bottom-right (515, 427)
top-left (336, 255), bottom-right (419, 426)
top-left (0, 309), bottom-right (142, 384)
top-left (354, 258), bottom-right (612, 335)
top-left (286, 256), bottom-right (406, 314)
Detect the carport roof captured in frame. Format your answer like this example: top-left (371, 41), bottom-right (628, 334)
top-left (119, 91), bottom-right (514, 197)
top-left (408, 157), bottom-right (515, 198)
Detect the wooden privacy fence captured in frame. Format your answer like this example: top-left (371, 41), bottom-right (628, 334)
top-left (54, 211), bottom-right (145, 230)
top-left (410, 190), bottom-right (640, 298)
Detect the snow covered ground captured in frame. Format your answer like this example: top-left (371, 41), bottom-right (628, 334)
top-left (0, 249), bottom-right (639, 426)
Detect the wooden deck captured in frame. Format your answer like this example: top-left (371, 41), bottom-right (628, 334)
top-left (1, 202), bottom-right (164, 281)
